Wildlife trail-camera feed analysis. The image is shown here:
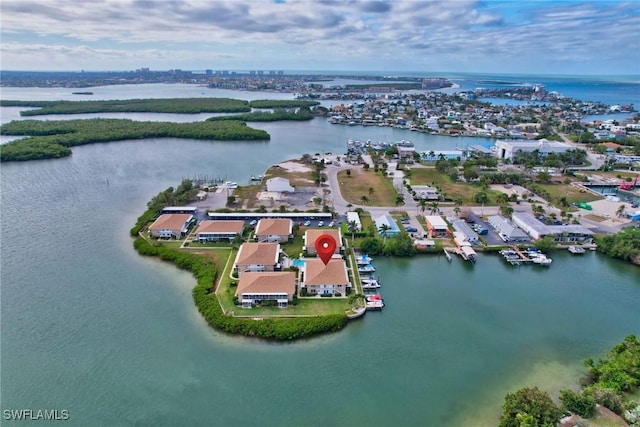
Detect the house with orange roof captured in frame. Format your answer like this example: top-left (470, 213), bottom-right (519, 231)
top-left (233, 242), bottom-right (281, 276)
top-left (303, 228), bottom-right (343, 255)
top-left (255, 218), bottom-right (293, 242)
top-left (235, 272), bottom-right (296, 308)
top-left (148, 214), bottom-right (193, 239)
top-left (194, 220), bottom-right (244, 242)
top-left (300, 258), bottom-right (350, 296)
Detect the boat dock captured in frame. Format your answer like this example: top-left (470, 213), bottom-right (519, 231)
top-left (499, 246), bottom-right (552, 266)
top-left (443, 248), bottom-right (452, 261)
top-left (354, 251), bottom-right (385, 310)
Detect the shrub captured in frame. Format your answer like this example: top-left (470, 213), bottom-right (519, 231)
top-left (559, 389), bottom-right (595, 418)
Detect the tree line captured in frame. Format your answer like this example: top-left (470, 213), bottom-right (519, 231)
top-left (0, 118), bottom-right (270, 162)
top-left (207, 107), bottom-right (314, 122)
top-left (595, 227), bottom-right (640, 264)
top-left (499, 334), bottom-right (640, 427)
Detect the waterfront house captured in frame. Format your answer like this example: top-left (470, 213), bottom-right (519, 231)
top-left (235, 272), bottom-right (296, 308)
top-left (194, 220), bottom-right (244, 242)
top-left (346, 211), bottom-right (362, 231)
top-left (300, 258), bottom-right (350, 296)
top-left (233, 242), bottom-right (281, 276)
top-left (425, 216), bottom-right (449, 238)
top-left (494, 139), bottom-right (574, 162)
top-left (511, 212), bottom-right (594, 244)
top-left (487, 215), bottom-right (529, 243)
top-left (374, 214), bottom-right (401, 237)
top-left (148, 214), bottom-right (193, 239)
top-left (304, 229), bottom-right (343, 255)
top-left (452, 220), bottom-right (479, 245)
top-left (255, 218), bottom-right (293, 243)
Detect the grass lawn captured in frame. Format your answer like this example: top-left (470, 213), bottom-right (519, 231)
top-left (538, 183), bottom-right (602, 205)
top-left (231, 184), bottom-right (262, 209)
top-left (337, 169), bottom-right (398, 206)
top-left (232, 298), bottom-right (350, 317)
top-left (281, 231), bottom-right (304, 258)
top-left (155, 240), bottom-right (185, 249)
top-left (407, 167), bottom-right (504, 204)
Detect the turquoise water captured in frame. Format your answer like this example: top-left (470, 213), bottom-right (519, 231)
top-left (1, 83), bottom-right (639, 426)
top-left (292, 259), bottom-right (306, 267)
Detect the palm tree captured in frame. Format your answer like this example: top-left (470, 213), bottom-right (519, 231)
top-left (429, 201), bottom-right (439, 215)
top-left (616, 204), bottom-right (626, 218)
top-left (360, 195), bottom-right (369, 205)
top-left (496, 193), bottom-right (509, 206)
top-left (419, 199), bottom-right (427, 216)
top-left (454, 206), bottom-right (461, 217)
top-left (378, 223), bottom-right (390, 244)
top-left (368, 187), bottom-right (375, 197)
top-left (347, 220), bottom-right (358, 242)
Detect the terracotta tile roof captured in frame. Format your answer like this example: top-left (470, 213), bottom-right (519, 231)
top-left (303, 258), bottom-right (349, 286)
top-left (149, 214), bottom-right (192, 230)
top-left (236, 272), bottom-right (295, 296)
top-left (255, 218), bottom-right (292, 236)
top-left (304, 229), bottom-right (342, 249)
top-left (195, 220), bottom-right (244, 234)
top-left (236, 243), bottom-right (279, 265)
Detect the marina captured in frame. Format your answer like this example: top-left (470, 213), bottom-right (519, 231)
top-left (568, 245), bottom-right (586, 255)
top-left (499, 246), bottom-right (553, 266)
top-left (354, 252), bottom-right (385, 310)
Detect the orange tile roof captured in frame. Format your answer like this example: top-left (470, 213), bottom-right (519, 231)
top-left (304, 229), bottom-right (342, 248)
top-left (303, 258), bottom-right (349, 286)
top-left (255, 218), bottom-right (292, 236)
top-left (149, 214), bottom-right (192, 231)
top-left (195, 220), bottom-right (244, 234)
top-left (236, 272), bottom-right (295, 296)
top-left (236, 243), bottom-right (279, 265)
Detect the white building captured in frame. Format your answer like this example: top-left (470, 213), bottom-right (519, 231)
top-left (346, 211), bottom-right (362, 231)
top-left (487, 215), bottom-right (529, 243)
top-left (511, 212), bottom-right (594, 243)
top-left (494, 139), bottom-right (575, 162)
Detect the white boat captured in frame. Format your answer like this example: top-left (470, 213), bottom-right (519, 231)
top-left (568, 245), bottom-right (585, 254)
top-left (529, 252), bottom-right (553, 265)
top-left (361, 279), bottom-right (381, 289)
top-left (357, 254), bottom-right (374, 265)
top-left (358, 265), bottom-right (376, 273)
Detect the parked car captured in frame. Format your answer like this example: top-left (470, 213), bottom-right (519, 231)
top-left (249, 220), bottom-right (257, 226)
top-left (304, 220), bottom-right (311, 226)
top-left (406, 227), bottom-right (418, 232)
top-left (318, 221), bottom-right (324, 227)
top-left (328, 221), bottom-right (335, 227)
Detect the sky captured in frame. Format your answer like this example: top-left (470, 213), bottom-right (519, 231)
top-left (1, 0), bottom-right (639, 76)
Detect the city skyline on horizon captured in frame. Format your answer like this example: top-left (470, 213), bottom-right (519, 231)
top-left (1, 0), bottom-right (639, 76)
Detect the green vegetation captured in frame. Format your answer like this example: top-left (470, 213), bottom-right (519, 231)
top-left (0, 118), bottom-right (269, 162)
top-left (1, 98), bottom-right (251, 115)
top-left (500, 335), bottom-right (640, 426)
top-left (499, 387), bottom-right (563, 427)
top-left (130, 180), bottom-right (198, 236)
top-left (595, 228), bottom-right (640, 264)
top-left (133, 238), bottom-right (348, 340)
top-left (207, 107), bottom-right (313, 122)
top-left (248, 99), bottom-right (320, 109)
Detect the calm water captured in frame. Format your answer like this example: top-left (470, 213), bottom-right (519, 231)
top-left (1, 82), bottom-right (639, 426)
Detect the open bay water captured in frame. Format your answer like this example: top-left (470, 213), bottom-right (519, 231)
top-left (1, 78), bottom-right (639, 426)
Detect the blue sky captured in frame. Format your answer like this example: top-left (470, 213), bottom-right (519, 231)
top-left (1, 0), bottom-right (639, 75)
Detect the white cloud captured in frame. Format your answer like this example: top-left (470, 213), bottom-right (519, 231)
top-left (0, 0), bottom-right (638, 74)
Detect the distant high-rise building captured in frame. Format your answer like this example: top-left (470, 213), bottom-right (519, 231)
top-left (205, 69), bottom-right (213, 75)
top-left (257, 70), bottom-right (264, 75)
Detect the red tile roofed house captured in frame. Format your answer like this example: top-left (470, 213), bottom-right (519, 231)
top-left (255, 218), bottom-right (292, 243)
top-left (235, 272), bottom-right (296, 308)
top-left (424, 215), bottom-right (449, 238)
top-left (304, 229), bottom-right (343, 255)
top-left (148, 214), bottom-right (193, 239)
top-left (194, 220), bottom-right (244, 242)
top-left (301, 258), bottom-right (350, 296)
top-left (233, 242), bottom-right (280, 276)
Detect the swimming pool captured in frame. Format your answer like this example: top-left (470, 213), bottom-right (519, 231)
top-left (292, 259), bottom-right (306, 267)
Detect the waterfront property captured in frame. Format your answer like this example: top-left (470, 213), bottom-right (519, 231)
top-left (374, 214), bottom-right (401, 237)
top-left (255, 218), bottom-right (293, 242)
top-left (452, 220), bottom-right (480, 245)
top-left (493, 139), bottom-right (574, 162)
top-left (304, 229), bottom-right (344, 255)
top-left (346, 211), bottom-right (362, 231)
top-left (424, 215), bottom-right (449, 238)
top-left (194, 220), bottom-right (244, 242)
top-left (233, 242), bottom-right (281, 276)
top-left (148, 214), bottom-right (194, 239)
top-left (511, 212), bottom-right (594, 244)
top-left (452, 231), bottom-right (477, 262)
top-left (488, 215), bottom-right (529, 243)
top-left (300, 258), bottom-right (350, 296)
top-left (235, 272), bottom-right (296, 308)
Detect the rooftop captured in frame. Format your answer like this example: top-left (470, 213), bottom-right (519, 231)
top-left (236, 272), bottom-right (295, 296)
top-left (303, 258), bottom-right (349, 286)
top-left (195, 220), bottom-right (244, 234)
top-left (236, 242), bottom-right (280, 265)
top-left (149, 214), bottom-right (193, 230)
top-left (255, 218), bottom-right (292, 236)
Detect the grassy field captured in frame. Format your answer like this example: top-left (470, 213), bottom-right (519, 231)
top-left (538, 183), bottom-right (602, 206)
top-left (231, 184), bottom-right (262, 209)
top-left (337, 169), bottom-right (398, 206)
top-left (281, 230), bottom-right (304, 258)
top-left (408, 167), bottom-right (503, 204)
